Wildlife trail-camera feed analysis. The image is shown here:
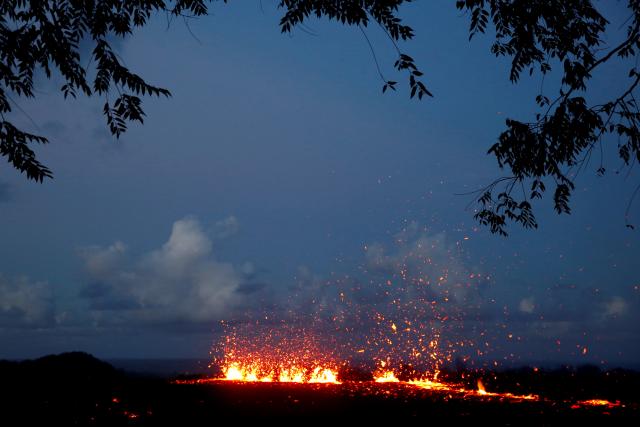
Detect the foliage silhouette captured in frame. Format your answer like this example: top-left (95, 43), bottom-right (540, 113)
top-left (1, 1), bottom-right (639, 233)
top-left (456, 0), bottom-right (640, 234)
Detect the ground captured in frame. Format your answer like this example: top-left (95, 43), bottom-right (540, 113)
top-left (0, 353), bottom-right (637, 424)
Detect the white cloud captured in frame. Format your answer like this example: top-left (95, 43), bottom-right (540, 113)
top-left (79, 241), bottom-right (126, 277)
top-left (0, 274), bottom-right (54, 328)
top-left (603, 296), bottom-right (627, 318)
top-left (519, 297), bottom-right (535, 314)
top-left (79, 217), bottom-right (242, 325)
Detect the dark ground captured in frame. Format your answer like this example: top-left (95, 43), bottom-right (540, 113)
top-left (0, 352), bottom-right (638, 425)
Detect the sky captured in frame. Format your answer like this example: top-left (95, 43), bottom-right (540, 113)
top-left (0, 1), bottom-right (639, 367)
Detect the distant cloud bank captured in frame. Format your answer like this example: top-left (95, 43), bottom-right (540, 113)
top-left (78, 216), bottom-right (243, 326)
top-left (0, 274), bottom-right (54, 328)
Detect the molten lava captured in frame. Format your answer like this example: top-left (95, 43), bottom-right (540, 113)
top-left (477, 379), bottom-right (487, 395)
top-left (469, 378), bottom-right (538, 401)
top-left (573, 399), bottom-right (622, 409)
top-left (309, 367), bottom-right (340, 383)
top-left (176, 360), bottom-right (634, 415)
top-left (220, 362), bottom-right (340, 384)
top-left (374, 371), bottom-right (400, 383)
top-left (206, 358), bottom-right (542, 403)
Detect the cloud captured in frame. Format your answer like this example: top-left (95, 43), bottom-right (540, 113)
top-left (79, 241), bottom-right (126, 278)
top-left (0, 274), bottom-right (55, 328)
top-left (603, 296), bottom-right (627, 318)
top-left (519, 297), bottom-right (535, 314)
top-left (506, 284), bottom-right (634, 325)
top-left (79, 217), bottom-right (243, 326)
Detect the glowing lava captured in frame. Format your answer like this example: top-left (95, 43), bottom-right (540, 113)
top-left (212, 348), bottom-right (542, 402)
top-left (477, 379), bottom-right (487, 395)
top-left (224, 364), bottom-right (244, 381)
top-left (216, 360), bottom-right (540, 403)
top-left (408, 378), bottom-right (457, 391)
top-left (278, 366), bottom-right (305, 383)
top-left (309, 367), bottom-right (340, 383)
top-left (374, 371), bottom-right (400, 383)
top-left (572, 399), bottom-right (622, 409)
top-left (467, 378), bottom-right (538, 401)
top-left (223, 363), bottom-right (273, 382)
top-left (220, 362), bottom-right (340, 384)
top-left (176, 364), bottom-right (634, 414)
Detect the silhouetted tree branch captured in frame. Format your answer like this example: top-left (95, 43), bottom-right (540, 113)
top-left (457, 0), bottom-right (640, 233)
top-left (2, 1), bottom-right (639, 234)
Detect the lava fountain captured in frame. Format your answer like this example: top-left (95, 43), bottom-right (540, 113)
top-left (175, 231), bottom-right (633, 416)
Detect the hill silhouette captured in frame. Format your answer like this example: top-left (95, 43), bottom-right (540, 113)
top-left (0, 352), bottom-right (126, 424)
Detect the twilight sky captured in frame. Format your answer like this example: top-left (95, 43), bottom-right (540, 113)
top-left (0, 1), bottom-right (638, 366)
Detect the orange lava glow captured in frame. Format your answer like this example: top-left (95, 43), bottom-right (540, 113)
top-left (278, 366), bottom-right (306, 383)
top-left (210, 357), bottom-right (541, 403)
top-left (308, 367), bottom-right (340, 383)
top-left (374, 371), bottom-right (400, 383)
top-left (573, 399), bottom-right (622, 409)
top-left (208, 350), bottom-right (544, 402)
top-left (176, 364), bottom-right (635, 412)
top-left (407, 376), bottom-right (538, 401)
top-left (407, 378), bottom-right (458, 391)
top-left (221, 362), bottom-right (340, 384)
top-left (180, 367), bottom-right (544, 403)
